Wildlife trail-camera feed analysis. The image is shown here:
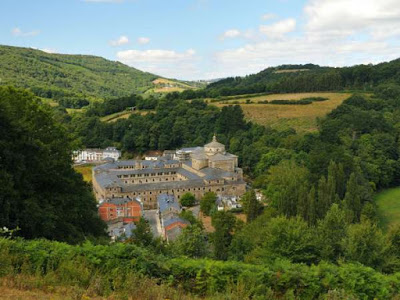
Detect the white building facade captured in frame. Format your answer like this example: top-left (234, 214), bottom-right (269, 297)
top-left (73, 147), bottom-right (121, 163)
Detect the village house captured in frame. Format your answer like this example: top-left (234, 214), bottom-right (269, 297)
top-left (107, 221), bottom-right (137, 242)
top-left (73, 147), bottom-right (121, 163)
top-left (92, 135), bottom-right (246, 209)
top-left (98, 197), bottom-right (143, 223)
top-left (157, 194), bottom-right (189, 241)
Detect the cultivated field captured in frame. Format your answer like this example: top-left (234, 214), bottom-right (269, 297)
top-left (376, 187), bottom-right (400, 230)
top-left (212, 92), bottom-right (353, 133)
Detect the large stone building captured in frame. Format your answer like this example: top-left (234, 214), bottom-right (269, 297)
top-left (92, 135), bottom-right (246, 209)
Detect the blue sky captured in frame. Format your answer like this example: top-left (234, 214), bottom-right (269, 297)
top-left (1, 0), bottom-right (400, 80)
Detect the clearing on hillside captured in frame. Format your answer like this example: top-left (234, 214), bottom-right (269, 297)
top-left (212, 92), bottom-right (352, 133)
top-left (100, 109), bottom-right (154, 123)
top-left (74, 164), bottom-right (95, 183)
top-left (151, 78), bottom-right (197, 93)
top-left (376, 187), bottom-right (400, 230)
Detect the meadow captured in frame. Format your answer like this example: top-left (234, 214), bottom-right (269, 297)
top-left (148, 78), bottom-right (199, 94)
top-left (212, 92), bottom-right (353, 133)
top-left (100, 110), bottom-right (154, 123)
top-left (73, 164), bottom-right (95, 183)
top-left (376, 187), bottom-right (400, 230)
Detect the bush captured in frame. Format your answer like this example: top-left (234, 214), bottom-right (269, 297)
top-left (180, 193), bottom-right (196, 207)
top-left (200, 192), bottom-right (217, 216)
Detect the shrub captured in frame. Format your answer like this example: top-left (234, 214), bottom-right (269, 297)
top-left (180, 193), bottom-right (196, 207)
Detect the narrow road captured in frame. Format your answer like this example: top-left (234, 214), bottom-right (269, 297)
top-left (143, 209), bottom-right (162, 238)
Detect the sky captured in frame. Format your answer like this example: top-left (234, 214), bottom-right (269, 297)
top-left (1, 0), bottom-right (400, 80)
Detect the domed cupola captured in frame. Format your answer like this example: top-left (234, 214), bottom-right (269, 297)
top-left (204, 134), bottom-right (225, 155)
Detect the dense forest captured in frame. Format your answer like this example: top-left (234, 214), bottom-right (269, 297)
top-left (0, 45), bottom-right (158, 104)
top-left (174, 59), bottom-right (400, 99)
top-left (0, 87), bottom-right (106, 243)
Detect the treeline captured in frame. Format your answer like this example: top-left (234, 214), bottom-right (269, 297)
top-left (173, 59), bottom-right (400, 99)
top-left (1, 237), bottom-right (400, 299)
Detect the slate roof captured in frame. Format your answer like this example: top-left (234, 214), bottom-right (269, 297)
top-left (163, 217), bottom-right (189, 228)
top-left (95, 162), bottom-right (243, 191)
top-left (122, 179), bottom-right (206, 192)
top-left (101, 197), bottom-right (141, 206)
top-left (157, 194), bottom-right (180, 213)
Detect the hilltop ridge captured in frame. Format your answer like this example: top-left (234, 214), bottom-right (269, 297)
top-left (0, 45), bottom-right (199, 103)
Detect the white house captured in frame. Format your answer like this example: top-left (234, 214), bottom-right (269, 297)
top-left (73, 147), bottom-right (121, 163)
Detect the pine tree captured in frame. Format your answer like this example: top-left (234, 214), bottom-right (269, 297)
top-left (308, 186), bottom-right (317, 226)
top-left (131, 217), bottom-right (154, 247)
top-left (242, 189), bottom-right (262, 222)
top-left (317, 204), bottom-right (347, 261)
top-left (211, 211), bottom-right (236, 260)
top-left (344, 173), bottom-right (362, 223)
top-left (200, 192), bottom-right (217, 216)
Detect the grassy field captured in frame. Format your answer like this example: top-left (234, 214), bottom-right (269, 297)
top-left (100, 110), bottom-right (154, 123)
top-left (74, 164), bottom-right (95, 183)
top-left (376, 187), bottom-right (400, 230)
top-left (212, 92), bottom-right (353, 133)
top-left (151, 77), bottom-right (196, 93)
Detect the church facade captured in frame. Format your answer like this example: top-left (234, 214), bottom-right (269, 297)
top-left (92, 135), bottom-right (246, 209)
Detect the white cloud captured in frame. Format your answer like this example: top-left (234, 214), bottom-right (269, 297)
top-left (30, 47), bottom-right (58, 54)
top-left (137, 37), bottom-right (150, 45)
top-left (41, 48), bottom-right (58, 54)
top-left (259, 18), bottom-right (296, 38)
top-left (205, 0), bottom-right (400, 79)
top-left (109, 35), bottom-right (129, 46)
top-left (304, 0), bottom-right (400, 39)
top-left (261, 13), bottom-right (276, 21)
top-left (117, 49), bottom-right (195, 63)
top-left (221, 29), bottom-right (241, 40)
top-left (116, 48), bottom-right (198, 79)
top-left (11, 27), bottom-right (40, 37)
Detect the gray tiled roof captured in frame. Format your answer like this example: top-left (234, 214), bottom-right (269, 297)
top-left (163, 217), bottom-right (189, 228)
top-left (177, 168), bottom-right (201, 180)
top-left (157, 194), bottom-right (180, 213)
top-left (113, 167), bottom-right (179, 176)
top-left (122, 179), bottom-right (206, 192)
top-left (101, 197), bottom-right (141, 206)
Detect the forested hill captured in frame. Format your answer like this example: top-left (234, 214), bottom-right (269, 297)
top-left (178, 59), bottom-right (400, 99)
top-left (0, 45), bottom-right (158, 101)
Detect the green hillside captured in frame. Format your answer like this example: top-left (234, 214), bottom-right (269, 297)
top-left (177, 59), bottom-right (400, 100)
top-left (0, 45), bottom-right (158, 101)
